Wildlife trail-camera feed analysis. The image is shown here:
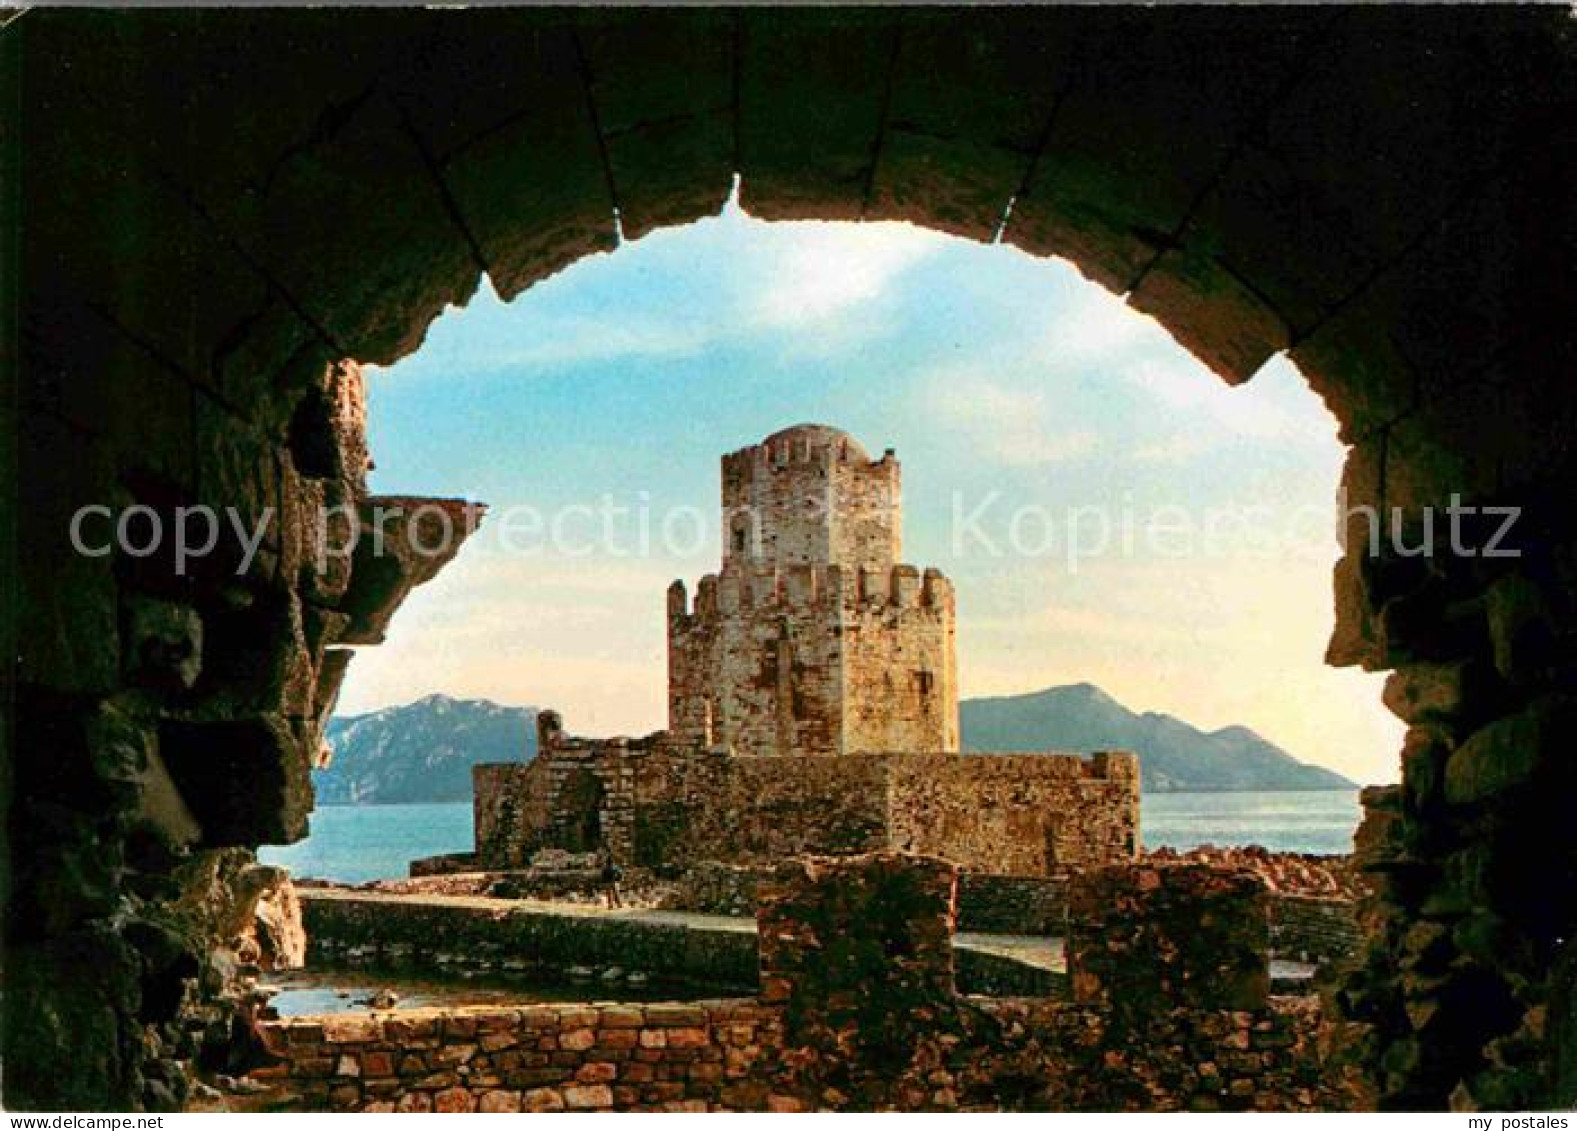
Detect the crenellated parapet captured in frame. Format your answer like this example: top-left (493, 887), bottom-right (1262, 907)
top-left (668, 426), bottom-right (958, 759)
top-left (720, 423), bottom-right (901, 573)
top-left (667, 563), bottom-right (954, 625)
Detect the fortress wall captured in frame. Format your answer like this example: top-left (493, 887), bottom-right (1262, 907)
top-left (263, 857), bottom-right (1359, 1112)
top-left (668, 564), bottom-right (956, 758)
top-left (473, 762), bottom-right (550, 869)
top-left (886, 753), bottom-right (1141, 874)
top-left (634, 752), bottom-right (895, 867)
top-left (841, 567), bottom-right (958, 754)
top-left (478, 745), bottom-right (1140, 876)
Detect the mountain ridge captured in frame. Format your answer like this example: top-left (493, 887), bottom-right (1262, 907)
top-left (317, 684), bottom-right (1354, 804)
top-left (960, 685), bottom-right (1354, 792)
top-left (317, 694), bottom-right (537, 805)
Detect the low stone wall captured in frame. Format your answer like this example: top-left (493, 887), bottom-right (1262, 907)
top-left (300, 892), bottom-right (759, 993)
top-left (957, 874), bottom-right (1070, 935)
top-left (1269, 894), bottom-right (1363, 967)
top-left (973, 995), bottom-right (1362, 1112)
top-left (255, 992), bottom-right (1357, 1112)
top-left (407, 852), bottom-right (476, 878)
top-left (256, 1000), bottom-right (786, 1112)
top-left (257, 855), bottom-right (1367, 1111)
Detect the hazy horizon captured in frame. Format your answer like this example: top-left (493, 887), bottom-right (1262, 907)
top-left (336, 194), bottom-right (1403, 786)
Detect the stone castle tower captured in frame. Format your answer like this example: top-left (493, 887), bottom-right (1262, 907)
top-left (667, 424), bottom-right (959, 757)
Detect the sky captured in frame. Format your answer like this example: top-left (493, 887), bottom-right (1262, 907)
top-left (339, 192), bottom-right (1403, 786)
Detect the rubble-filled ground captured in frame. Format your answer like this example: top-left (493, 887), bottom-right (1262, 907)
top-left (1142, 846), bottom-right (1362, 900)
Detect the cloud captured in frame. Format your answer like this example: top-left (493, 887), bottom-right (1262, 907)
top-left (1131, 434), bottom-right (1208, 464)
top-left (747, 221), bottom-right (939, 329)
top-left (452, 313), bottom-right (717, 372)
top-left (926, 369), bottom-right (1100, 467)
top-left (1035, 285), bottom-right (1161, 364)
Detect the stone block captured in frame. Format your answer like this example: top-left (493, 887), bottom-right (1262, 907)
top-left (563, 1083), bottom-right (614, 1110)
top-left (158, 714), bottom-right (311, 846)
top-left (758, 852), bottom-right (957, 1001)
top-left (478, 1089), bottom-right (521, 1113)
top-left (1444, 696), bottom-right (1574, 806)
top-left (433, 1085), bottom-right (474, 1112)
top-left (737, 9), bottom-right (894, 220)
top-left (1068, 864), bottom-right (1270, 1014)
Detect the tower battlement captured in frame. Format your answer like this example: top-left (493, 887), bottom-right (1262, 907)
top-left (719, 423), bottom-right (901, 575)
top-left (667, 563), bottom-right (954, 622)
top-left (668, 425), bottom-right (957, 758)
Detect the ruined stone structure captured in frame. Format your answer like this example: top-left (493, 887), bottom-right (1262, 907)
top-left (668, 425), bottom-right (957, 757)
top-left (257, 853), bottom-right (1369, 1112)
top-left (474, 720), bottom-right (1139, 875)
top-left (11, 6), bottom-right (1577, 1112)
top-left (469, 426), bottom-right (1137, 877)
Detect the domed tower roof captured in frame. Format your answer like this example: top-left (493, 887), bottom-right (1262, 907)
top-left (762, 423), bottom-right (870, 462)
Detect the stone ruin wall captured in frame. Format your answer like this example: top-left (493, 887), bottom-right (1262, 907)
top-left (636, 749), bottom-right (1140, 874)
top-left (472, 762), bottom-right (549, 870)
top-left (472, 732), bottom-right (1139, 877)
top-left (258, 854), bottom-right (1368, 1111)
top-left (888, 751), bottom-right (1140, 872)
top-left (666, 564), bottom-right (957, 757)
top-left (667, 567), bottom-right (847, 758)
top-left (841, 568), bottom-right (960, 754)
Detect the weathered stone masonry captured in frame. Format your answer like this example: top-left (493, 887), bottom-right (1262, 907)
top-left (668, 424), bottom-right (958, 758)
top-left (474, 722), bottom-right (1139, 876)
top-left (258, 854), bottom-right (1367, 1111)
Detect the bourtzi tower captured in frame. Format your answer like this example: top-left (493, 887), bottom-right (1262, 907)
top-left (666, 424), bottom-right (959, 757)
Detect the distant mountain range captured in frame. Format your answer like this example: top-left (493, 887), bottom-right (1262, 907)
top-left (960, 683), bottom-right (1354, 792)
top-left (317, 684), bottom-right (1352, 804)
top-left (317, 694), bottom-right (537, 804)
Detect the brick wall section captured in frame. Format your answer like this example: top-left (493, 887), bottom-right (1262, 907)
top-left (1069, 865), bottom-right (1271, 1016)
top-left (667, 563), bottom-right (957, 757)
top-left (255, 993), bottom-right (1363, 1112)
top-left (256, 1001), bottom-right (788, 1112)
top-left (472, 763), bottom-right (546, 869)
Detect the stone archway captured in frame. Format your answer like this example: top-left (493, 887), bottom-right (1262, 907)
top-left (10, 6), bottom-right (1577, 1112)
